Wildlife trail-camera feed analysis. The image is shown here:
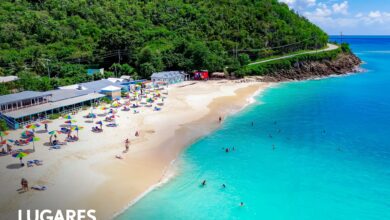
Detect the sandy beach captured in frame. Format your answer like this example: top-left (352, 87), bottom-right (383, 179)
top-left (0, 80), bottom-right (271, 219)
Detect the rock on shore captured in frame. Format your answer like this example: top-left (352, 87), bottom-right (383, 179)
top-left (261, 52), bottom-right (362, 82)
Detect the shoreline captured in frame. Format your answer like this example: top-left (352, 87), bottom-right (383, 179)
top-left (0, 80), bottom-right (272, 219)
top-left (92, 82), bottom-right (273, 219)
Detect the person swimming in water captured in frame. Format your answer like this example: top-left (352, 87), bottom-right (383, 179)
top-left (202, 180), bottom-right (207, 186)
top-left (225, 148), bottom-right (229, 153)
top-left (272, 144), bottom-right (275, 150)
top-left (222, 184), bottom-right (226, 188)
top-left (240, 202), bottom-right (244, 206)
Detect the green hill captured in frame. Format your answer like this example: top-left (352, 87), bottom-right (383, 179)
top-left (0, 0), bottom-right (328, 93)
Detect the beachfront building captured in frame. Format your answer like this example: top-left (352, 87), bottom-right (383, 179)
top-left (0, 90), bottom-right (104, 129)
top-left (100, 86), bottom-right (122, 100)
top-left (151, 71), bottom-right (189, 84)
top-left (0, 78), bottom-right (148, 129)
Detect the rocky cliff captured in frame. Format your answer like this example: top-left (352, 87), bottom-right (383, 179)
top-left (261, 52), bottom-right (362, 82)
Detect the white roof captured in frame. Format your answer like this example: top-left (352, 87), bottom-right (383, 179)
top-left (107, 78), bottom-right (124, 83)
top-left (4, 93), bottom-right (105, 118)
top-left (120, 75), bottom-right (132, 80)
top-left (0, 76), bottom-right (19, 83)
top-left (101, 85), bottom-right (121, 91)
top-left (58, 84), bottom-right (87, 90)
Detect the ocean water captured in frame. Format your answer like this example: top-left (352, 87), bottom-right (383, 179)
top-left (117, 36), bottom-right (390, 220)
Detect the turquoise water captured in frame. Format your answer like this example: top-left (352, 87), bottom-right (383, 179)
top-left (118, 37), bottom-right (390, 220)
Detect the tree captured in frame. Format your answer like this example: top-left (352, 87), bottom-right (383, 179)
top-left (0, 119), bottom-right (7, 131)
top-left (238, 54), bottom-right (251, 66)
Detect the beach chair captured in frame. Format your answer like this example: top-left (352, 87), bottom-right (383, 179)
top-left (27, 160), bottom-right (35, 167)
top-left (49, 145), bottom-right (61, 150)
top-left (34, 160), bottom-right (43, 165)
top-left (31, 185), bottom-right (47, 191)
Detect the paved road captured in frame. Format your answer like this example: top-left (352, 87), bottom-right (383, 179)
top-left (248, 43), bottom-right (339, 66)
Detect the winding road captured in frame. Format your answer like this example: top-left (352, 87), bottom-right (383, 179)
top-left (248, 43), bottom-right (339, 66)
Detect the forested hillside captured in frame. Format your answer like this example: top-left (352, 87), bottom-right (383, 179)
top-left (0, 0), bottom-right (328, 93)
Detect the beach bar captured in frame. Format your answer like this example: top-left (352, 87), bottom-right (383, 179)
top-left (151, 71), bottom-right (189, 84)
top-left (0, 91), bottom-right (104, 129)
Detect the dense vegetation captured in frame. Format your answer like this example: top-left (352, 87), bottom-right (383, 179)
top-left (0, 0), bottom-right (328, 94)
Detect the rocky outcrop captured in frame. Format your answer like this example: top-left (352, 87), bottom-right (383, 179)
top-left (261, 52), bottom-right (362, 82)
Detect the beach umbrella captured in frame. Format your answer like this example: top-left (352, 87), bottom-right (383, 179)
top-left (64, 120), bottom-right (77, 123)
top-left (41, 120), bottom-right (52, 124)
top-left (72, 126), bottom-right (84, 137)
top-left (21, 130), bottom-right (34, 138)
top-left (0, 140), bottom-right (6, 146)
top-left (0, 131), bottom-right (9, 141)
top-left (30, 137), bottom-right (40, 152)
top-left (48, 130), bottom-right (61, 135)
top-left (26, 123), bottom-right (40, 129)
top-left (0, 131), bottom-right (9, 137)
top-left (12, 152), bottom-right (28, 158)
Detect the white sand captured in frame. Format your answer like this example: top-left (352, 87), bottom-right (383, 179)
top-left (0, 80), bottom-right (271, 219)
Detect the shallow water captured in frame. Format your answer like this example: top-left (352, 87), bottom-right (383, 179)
top-left (117, 36), bottom-right (390, 220)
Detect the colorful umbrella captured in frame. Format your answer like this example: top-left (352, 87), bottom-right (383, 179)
top-left (64, 120), bottom-right (77, 124)
top-left (21, 130), bottom-right (34, 137)
top-left (72, 126), bottom-right (84, 131)
top-left (0, 131), bottom-right (8, 141)
top-left (40, 120), bottom-right (52, 124)
top-left (0, 140), bottom-right (6, 146)
top-left (28, 137), bottom-right (40, 152)
top-left (12, 152), bottom-right (28, 158)
top-left (48, 131), bottom-right (61, 135)
top-left (26, 123), bottom-right (40, 129)
top-left (0, 131), bottom-right (9, 137)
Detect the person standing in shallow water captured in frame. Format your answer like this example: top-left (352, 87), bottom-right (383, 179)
top-left (219, 116), bottom-right (222, 123)
top-left (201, 180), bottom-right (206, 186)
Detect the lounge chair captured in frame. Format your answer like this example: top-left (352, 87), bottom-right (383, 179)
top-left (49, 145), bottom-right (61, 150)
top-left (31, 185), bottom-right (47, 191)
top-left (34, 160), bottom-right (43, 165)
top-left (27, 161), bottom-right (35, 167)
top-left (106, 123), bottom-right (118, 127)
top-left (92, 127), bottom-right (103, 133)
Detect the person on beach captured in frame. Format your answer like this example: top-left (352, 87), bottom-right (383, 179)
top-left (21, 178), bottom-right (28, 192)
top-left (135, 131), bottom-right (139, 137)
top-left (219, 116), bottom-right (222, 123)
top-left (202, 180), bottom-right (207, 186)
top-left (44, 124), bottom-right (48, 131)
top-left (20, 157), bottom-right (24, 166)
